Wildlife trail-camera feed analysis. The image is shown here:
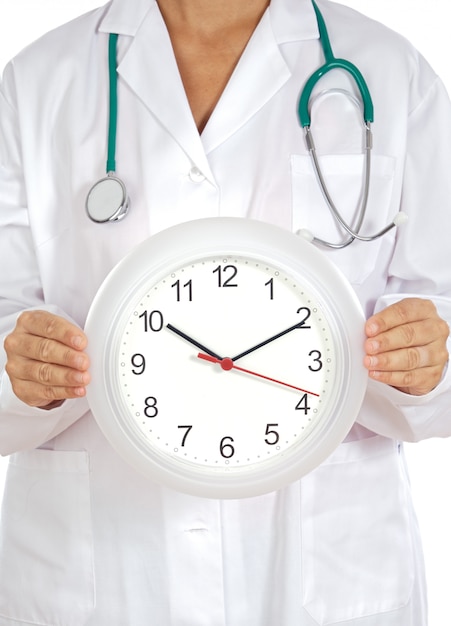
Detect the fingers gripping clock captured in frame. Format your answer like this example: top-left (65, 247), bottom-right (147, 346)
top-left (85, 218), bottom-right (367, 498)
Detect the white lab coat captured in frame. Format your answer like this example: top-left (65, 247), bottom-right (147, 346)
top-left (1, 0), bottom-right (451, 624)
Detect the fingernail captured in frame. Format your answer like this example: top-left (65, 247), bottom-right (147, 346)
top-left (72, 336), bottom-right (84, 349)
top-left (367, 340), bottom-right (380, 353)
top-left (75, 372), bottom-right (89, 384)
top-left (74, 355), bottom-right (88, 370)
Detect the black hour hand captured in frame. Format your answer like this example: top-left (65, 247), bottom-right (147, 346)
top-left (166, 323), bottom-right (222, 360)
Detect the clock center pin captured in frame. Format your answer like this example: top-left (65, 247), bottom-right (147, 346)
top-left (221, 358), bottom-right (234, 371)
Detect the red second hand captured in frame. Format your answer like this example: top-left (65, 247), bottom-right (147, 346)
top-left (197, 353), bottom-right (320, 397)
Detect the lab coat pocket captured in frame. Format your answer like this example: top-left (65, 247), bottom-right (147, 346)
top-left (0, 449), bottom-right (94, 625)
top-left (300, 436), bottom-right (414, 625)
top-left (291, 154), bottom-right (396, 284)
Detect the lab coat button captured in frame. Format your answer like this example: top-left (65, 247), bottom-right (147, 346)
top-left (188, 166), bottom-right (205, 183)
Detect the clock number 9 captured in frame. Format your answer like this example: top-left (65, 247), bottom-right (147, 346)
top-left (131, 353), bottom-right (146, 375)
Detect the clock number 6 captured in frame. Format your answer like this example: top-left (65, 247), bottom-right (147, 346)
top-left (220, 436), bottom-right (235, 459)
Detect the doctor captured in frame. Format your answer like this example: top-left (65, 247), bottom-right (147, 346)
top-left (0, 0), bottom-right (450, 624)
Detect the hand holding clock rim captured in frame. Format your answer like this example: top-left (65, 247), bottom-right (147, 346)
top-left (231, 320), bottom-right (309, 361)
top-left (197, 353), bottom-right (319, 397)
top-left (166, 323), bottom-right (222, 359)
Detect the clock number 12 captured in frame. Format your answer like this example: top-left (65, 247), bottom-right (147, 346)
top-left (213, 264), bottom-right (238, 288)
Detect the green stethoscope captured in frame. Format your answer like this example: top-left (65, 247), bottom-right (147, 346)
top-left (86, 0), bottom-right (407, 247)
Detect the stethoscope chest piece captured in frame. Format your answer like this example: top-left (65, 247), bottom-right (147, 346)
top-left (86, 175), bottom-right (129, 223)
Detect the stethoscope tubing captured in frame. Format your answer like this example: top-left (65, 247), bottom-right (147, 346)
top-left (298, 0), bottom-right (404, 248)
top-left (298, 59), bottom-right (374, 128)
top-left (299, 0), bottom-right (374, 127)
top-left (107, 33), bottom-right (119, 174)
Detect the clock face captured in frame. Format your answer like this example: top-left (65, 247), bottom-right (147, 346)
top-left (86, 218), bottom-right (367, 498)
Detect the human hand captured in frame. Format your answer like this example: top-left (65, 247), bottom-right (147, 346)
top-left (364, 298), bottom-right (449, 396)
top-left (4, 310), bottom-right (90, 408)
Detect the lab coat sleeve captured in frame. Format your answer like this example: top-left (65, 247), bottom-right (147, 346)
top-left (358, 75), bottom-right (451, 442)
top-left (0, 63), bottom-right (89, 456)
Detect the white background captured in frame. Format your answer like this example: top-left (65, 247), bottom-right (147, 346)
top-left (0, 1), bottom-right (450, 624)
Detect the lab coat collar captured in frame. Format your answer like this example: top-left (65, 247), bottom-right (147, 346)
top-left (270, 0), bottom-right (320, 43)
top-left (97, 0), bottom-right (319, 178)
top-left (98, 0), bottom-right (153, 36)
top-left (99, 0), bottom-right (319, 41)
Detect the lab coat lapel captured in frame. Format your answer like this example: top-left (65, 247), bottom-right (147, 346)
top-left (200, 0), bottom-right (319, 153)
top-left (103, 3), bottom-right (215, 182)
top-left (200, 12), bottom-right (291, 155)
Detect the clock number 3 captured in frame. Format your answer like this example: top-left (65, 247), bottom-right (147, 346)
top-left (308, 350), bottom-right (323, 372)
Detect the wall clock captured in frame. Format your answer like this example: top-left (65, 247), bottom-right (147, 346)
top-left (85, 217), bottom-right (367, 498)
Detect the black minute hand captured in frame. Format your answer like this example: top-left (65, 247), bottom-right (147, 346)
top-left (166, 323), bottom-right (222, 360)
top-left (231, 321), bottom-right (307, 362)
